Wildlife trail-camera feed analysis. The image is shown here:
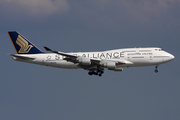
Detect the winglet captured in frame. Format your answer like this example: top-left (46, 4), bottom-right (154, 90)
top-left (43, 46), bottom-right (59, 54)
top-left (44, 46), bottom-right (52, 51)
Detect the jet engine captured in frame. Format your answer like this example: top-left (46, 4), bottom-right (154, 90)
top-left (106, 62), bottom-right (123, 71)
top-left (106, 62), bottom-right (116, 70)
top-left (113, 68), bottom-right (123, 71)
top-left (77, 57), bottom-right (91, 65)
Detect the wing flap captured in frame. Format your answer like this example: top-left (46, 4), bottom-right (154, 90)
top-left (101, 59), bottom-right (133, 65)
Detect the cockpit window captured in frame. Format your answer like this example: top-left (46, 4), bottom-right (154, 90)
top-left (159, 48), bottom-right (163, 51)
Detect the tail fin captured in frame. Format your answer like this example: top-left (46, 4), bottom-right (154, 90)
top-left (7, 31), bottom-right (43, 54)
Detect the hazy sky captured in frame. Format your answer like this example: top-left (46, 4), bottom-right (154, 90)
top-left (1, 0), bottom-right (180, 120)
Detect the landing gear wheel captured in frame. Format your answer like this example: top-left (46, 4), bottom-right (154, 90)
top-left (88, 69), bottom-right (104, 76)
top-left (88, 72), bottom-right (92, 75)
top-left (100, 71), bottom-right (104, 74)
top-left (154, 66), bottom-right (158, 73)
top-left (154, 69), bottom-right (158, 73)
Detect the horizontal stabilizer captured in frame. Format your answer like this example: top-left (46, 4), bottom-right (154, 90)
top-left (7, 54), bottom-right (35, 60)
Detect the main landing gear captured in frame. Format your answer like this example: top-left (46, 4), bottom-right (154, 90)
top-left (88, 70), bottom-right (104, 77)
top-left (154, 66), bottom-right (158, 73)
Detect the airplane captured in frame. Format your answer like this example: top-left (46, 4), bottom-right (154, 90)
top-left (7, 31), bottom-right (175, 77)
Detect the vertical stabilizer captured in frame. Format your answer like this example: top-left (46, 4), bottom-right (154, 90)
top-left (8, 31), bottom-right (43, 54)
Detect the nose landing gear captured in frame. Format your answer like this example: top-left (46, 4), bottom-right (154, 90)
top-left (154, 66), bottom-right (158, 73)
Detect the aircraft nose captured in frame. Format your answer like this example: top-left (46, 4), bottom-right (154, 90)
top-left (170, 54), bottom-right (175, 60)
top-left (163, 52), bottom-right (175, 62)
top-left (167, 53), bottom-right (175, 61)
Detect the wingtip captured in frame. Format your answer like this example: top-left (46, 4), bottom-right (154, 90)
top-left (43, 46), bottom-right (52, 51)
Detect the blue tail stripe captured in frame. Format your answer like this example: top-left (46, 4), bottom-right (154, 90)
top-left (8, 31), bottom-right (43, 54)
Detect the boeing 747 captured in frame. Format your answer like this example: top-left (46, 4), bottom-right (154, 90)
top-left (7, 31), bottom-right (175, 76)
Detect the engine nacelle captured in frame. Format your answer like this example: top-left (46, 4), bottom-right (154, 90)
top-left (106, 62), bottom-right (116, 70)
top-left (106, 62), bottom-right (123, 71)
top-left (113, 68), bottom-right (123, 71)
top-left (77, 57), bottom-right (91, 65)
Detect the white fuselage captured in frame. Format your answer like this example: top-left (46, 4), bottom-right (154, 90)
top-left (13, 47), bottom-right (174, 70)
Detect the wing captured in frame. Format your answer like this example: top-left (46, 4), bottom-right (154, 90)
top-left (44, 46), bottom-right (78, 59)
top-left (44, 47), bottom-right (100, 69)
top-left (43, 46), bottom-right (133, 70)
